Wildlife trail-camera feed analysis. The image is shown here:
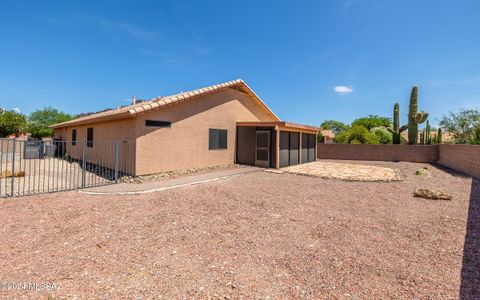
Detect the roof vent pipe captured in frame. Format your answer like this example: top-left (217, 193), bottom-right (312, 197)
top-left (132, 96), bottom-right (137, 105)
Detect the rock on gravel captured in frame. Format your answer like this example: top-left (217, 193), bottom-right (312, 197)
top-left (415, 167), bottom-right (430, 176)
top-left (414, 188), bottom-right (452, 200)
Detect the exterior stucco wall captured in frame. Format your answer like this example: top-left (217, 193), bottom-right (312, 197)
top-left (54, 118), bottom-right (137, 142)
top-left (53, 118), bottom-right (137, 174)
top-left (134, 88), bottom-right (277, 175)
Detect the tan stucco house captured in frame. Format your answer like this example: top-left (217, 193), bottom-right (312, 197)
top-left (51, 79), bottom-right (319, 176)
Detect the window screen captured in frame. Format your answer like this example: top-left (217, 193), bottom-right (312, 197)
top-left (72, 129), bottom-right (77, 146)
top-left (87, 128), bottom-right (94, 148)
top-left (145, 120), bottom-right (171, 127)
top-left (209, 129), bottom-right (227, 150)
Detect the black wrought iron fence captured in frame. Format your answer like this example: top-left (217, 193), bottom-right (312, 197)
top-left (0, 139), bottom-right (135, 198)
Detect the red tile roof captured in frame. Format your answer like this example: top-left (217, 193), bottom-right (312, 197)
top-left (51, 79), bottom-right (280, 128)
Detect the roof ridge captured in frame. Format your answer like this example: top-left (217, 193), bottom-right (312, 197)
top-left (51, 78), bottom-right (278, 129)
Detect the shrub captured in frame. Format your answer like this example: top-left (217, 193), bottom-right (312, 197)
top-left (335, 126), bottom-right (380, 144)
top-left (316, 131), bottom-right (324, 143)
top-left (335, 130), bottom-right (350, 144)
top-left (471, 127), bottom-right (480, 145)
top-left (370, 126), bottom-right (392, 144)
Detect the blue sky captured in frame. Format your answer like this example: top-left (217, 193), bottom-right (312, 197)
top-left (1, 0), bottom-right (479, 127)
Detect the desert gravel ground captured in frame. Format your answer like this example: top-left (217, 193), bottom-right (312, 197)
top-left (0, 161), bottom-right (478, 299)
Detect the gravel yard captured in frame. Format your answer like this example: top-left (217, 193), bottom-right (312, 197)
top-left (0, 157), bottom-right (115, 197)
top-left (0, 161), bottom-right (478, 299)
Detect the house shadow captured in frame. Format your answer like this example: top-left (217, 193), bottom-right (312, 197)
top-left (460, 177), bottom-right (480, 299)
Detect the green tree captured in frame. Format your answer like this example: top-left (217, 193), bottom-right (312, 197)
top-left (320, 120), bottom-right (350, 135)
top-left (351, 115), bottom-right (391, 130)
top-left (470, 127), bottom-right (480, 145)
top-left (335, 126), bottom-right (380, 144)
top-left (438, 109), bottom-right (480, 144)
top-left (0, 108), bottom-right (27, 137)
top-left (27, 107), bottom-right (72, 139)
top-left (316, 131), bottom-right (324, 143)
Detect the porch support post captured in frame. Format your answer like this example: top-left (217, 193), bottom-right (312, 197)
top-left (275, 126), bottom-right (280, 169)
top-left (299, 132), bottom-right (302, 164)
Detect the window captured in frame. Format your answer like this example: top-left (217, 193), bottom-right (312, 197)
top-left (72, 129), bottom-right (77, 146)
top-left (209, 129), bottom-right (227, 150)
top-left (87, 128), bottom-right (94, 148)
top-left (145, 120), bottom-right (171, 127)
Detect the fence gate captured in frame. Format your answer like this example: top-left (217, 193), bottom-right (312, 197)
top-left (0, 139), bottom-right (135, 198)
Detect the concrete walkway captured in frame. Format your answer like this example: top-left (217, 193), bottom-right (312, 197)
top-left (81, 167), bottom-right (260, 195)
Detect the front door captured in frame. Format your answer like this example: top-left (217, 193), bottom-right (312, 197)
top-left (255, 130), bottom-right (270, 167)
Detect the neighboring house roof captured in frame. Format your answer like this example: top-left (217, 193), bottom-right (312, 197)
top-left (51, 79), bottom-right (280, 129)
top-left (320, 129), bottom-right (335, 139)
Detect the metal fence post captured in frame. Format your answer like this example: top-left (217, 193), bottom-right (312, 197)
top-left (114, 141), bottom-right (119, 183)
top-left (82, 140), bottom-right (86, 188)
top-left (10, 139), bottom-right (16, 197)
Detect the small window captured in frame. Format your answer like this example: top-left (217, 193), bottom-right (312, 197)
top-left (145, 120), bottom-right (171, 127)
top-left (209, 129), bottom-right (227, 150)
top-left (87, 128), bottom-right (94, 148)
top-left (72, 129), bottom-right (77, 146)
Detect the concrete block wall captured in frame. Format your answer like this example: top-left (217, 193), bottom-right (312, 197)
top-left (317, 144), bottom-right (480, 179)
top-left (317, 144), bottom-right (439, 163)
top-left (438, 145), bottom-right (480, 179)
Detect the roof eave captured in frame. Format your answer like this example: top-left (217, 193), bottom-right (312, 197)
top-left (50, 111), bottom-right (134, 129)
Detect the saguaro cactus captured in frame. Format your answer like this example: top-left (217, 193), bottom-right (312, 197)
top-left (425, 120), bottom-right (431, 144)
top-left (388, 103), bottom-right (408, 144)
top-left (407, 86), bottom-right (429, 144)
top-left (436, 128), bottom-right (443, 144)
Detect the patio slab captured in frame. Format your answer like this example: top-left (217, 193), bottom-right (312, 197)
top-left (281, 161), bottom-right (403, 182)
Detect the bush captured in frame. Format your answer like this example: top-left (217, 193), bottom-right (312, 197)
top-left (471, 127), bottom-right (480, 145)
top-left (335, 126), bottom-right (380, 144)
top-left (316, 131), bottom-right (324, 143)
top-left (370, 126), bottom-right (392, 144)
top-left (335, 130), bottom-right (350, 144)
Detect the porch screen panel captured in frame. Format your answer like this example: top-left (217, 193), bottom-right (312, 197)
top-left (301, 133), bottom-right (309, 163)
top-left (308, 134), bottom-right (315, 162)
top-left (279, 131), bottom-right (290, 168)
top-left (289, 132), bottom-right (299, 165)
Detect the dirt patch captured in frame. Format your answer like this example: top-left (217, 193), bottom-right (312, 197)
top-left (0, 161), bottom-right (476, 299)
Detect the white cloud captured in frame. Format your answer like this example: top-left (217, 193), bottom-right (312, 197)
top-left (71, 14), bottom-right (159, 40)
top-left (333, 86), bottom-right (354, 94)
top-left (12, 107), bottom-right (21, 113)
top-left (98, 18), bottom-right (159, 40)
